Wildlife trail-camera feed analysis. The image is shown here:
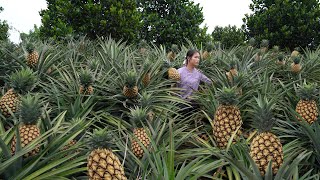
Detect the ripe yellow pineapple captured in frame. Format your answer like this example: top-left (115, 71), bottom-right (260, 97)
top-left (129, 107), bottom-right (150, 158)
top-left (26, 43), bottom-right (39, 67)
top-left (0, 68), bottom-right (37, 117)
top-left (295, 83), bottom-right (319, 124)
top-left (249, 95), bottom-right (283, 176)
top-left (87, 129), bottom-right (127, 180)
top-left (168, 67), bottom-right (180, 81)
top-left (123, 71), bottom-right (138, 98)
top-left (291, 56), bottom-right (302, 73)
top-left (11, 94), bottom-right (42, 158)
top-left (212, 87), bottom-right (242, 148)
top-left (79, 69), bottom-right (94, 95)
top-left (291, 47), bottom-right (300, 57)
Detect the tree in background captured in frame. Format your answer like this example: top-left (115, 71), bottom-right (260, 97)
top-left (211, 25), bottom-right (245, 49)
top-left (20, 25), bottom-right (41, 42)
top-left (39, 0), bottom-right (141, 42)
top-left (0, 6), bottom-right (9, 41)
top-left (243, 0), bottom-right (320, 50)
top-left (137, 0), bottom-right (206, 47)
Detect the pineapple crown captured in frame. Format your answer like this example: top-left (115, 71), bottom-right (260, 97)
top-left (293, 56), bottom-right (301, 64)
top-left (90, 128), bottom-right (115, 149)
top-left (140, 91), bottom-right (153, 108)
top-left (248, 37), bottom-right (256, 47)
top-left (129, 106), bottom-right (148, 127)
top-left (294, 47), bottom-right (301, 52)
top-left (87, 58), bottom-right (100, 70)
top-left (170, 44), bottom-right (179, 53)
top-left (216, 87), bottom-right (239, 106)
top-left (296, 82), bottom-right (318, 100)
top-left (272, 45), bottom-right (280, 52)
top-left (19, 93), bottom-right (42, 125)
top-left (251, 95), bottom-right (276, 133)
top-left (277, 54), bottom-right (285, 61)
top-left (205, 41), bottom-right (214, 52)
top-left (260, 39), bottom-right (269, 48)
top-left (79, 69), bottom-right (93, 86)
top-left (26, 43), bottom-right (36, 53)
top-left (124, 70), bottom-right (137, 87)
top-left (229, 60), bottom-right (237, 70)
top-left (139, 39), bottom-right (148, 48)
top-left (10, 68), bottom-right (37, 95)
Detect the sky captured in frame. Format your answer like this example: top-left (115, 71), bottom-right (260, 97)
top-left (0, 0), bottom-right (252, 44)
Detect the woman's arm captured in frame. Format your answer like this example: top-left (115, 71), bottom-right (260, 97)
top-left (200, 73), bottom-right (212, 84)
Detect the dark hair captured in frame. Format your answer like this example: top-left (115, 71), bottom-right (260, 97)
top-left (185, 49), bottom-right (199, 65)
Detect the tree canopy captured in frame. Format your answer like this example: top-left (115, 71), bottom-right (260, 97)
top-left (137, 0), bottom-right (206, 47)
top-left (39, 0), bottom-right (141, 42)
top-left (211, 25), bottom-right (245, 49)
top-left (0, 6), bottom-right (9, 41)
top-left (243, 0), bottom-right (320, 50)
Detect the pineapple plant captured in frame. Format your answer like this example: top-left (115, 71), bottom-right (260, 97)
top-left (123, 71), bottom-right (138, 98)
top-left (254, 51), bottom-right (262, 62)
top-left (247, 37), bottom-right (256, 49)
top-left (167, 44), bottom-right (179, 61)
top-left (26, 43), bottom-right (39, 67)
top-left (87, 129), bottom-right (127, 180)
top-left (11, 94), bottom-right (42, 157)
top-left (249, 95), bottom-right (283, 176)
top-left (79, 69), bottom-right (94, 95)
top-left (291, 56), bottom-right (302, 73)
top-left (212, 87), bottom-right (242, 148)
top-left (0, 68), bottom-right (37, 117)
top-left (260, 39), bottom-right (269, 54)
top-left (142, 61), bottom-right (151, 86)
top-left (295, 83), bottom-right (319, 124)
top-left (139, 39), bottom-right (148, 54)
top-left (130, 107), bottom-right (150, 158)
top-left (276, 54), bottom-right (286, 65)
top-left (226, 61), bottom-right (238, 82)
top-left (202, 42), bottom-right (213, 60)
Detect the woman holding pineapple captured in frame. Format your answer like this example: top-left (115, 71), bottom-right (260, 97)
top-left (177, 49), bottom-right (212, 114)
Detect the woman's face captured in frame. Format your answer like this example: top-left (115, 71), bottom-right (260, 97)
top-left (188, 52), bottom-right (200, 67)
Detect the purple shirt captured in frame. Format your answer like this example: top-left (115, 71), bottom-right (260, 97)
top-left (177, 66), bottom-right (212, 99)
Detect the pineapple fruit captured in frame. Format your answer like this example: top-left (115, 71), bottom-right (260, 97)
top-left (163, 60), bottom-right (180, 81)
top-left (142, 61), bottom-right (151, 86)
top-left (212, 87), bottom-right (242, 148)
top-left (202, 42), bottom-right (213, 60)
top-left (167, 44), bottom-right (178, 61)
top-left (291, 56), bottom-right (302, 73)
top-left (26, 43), bottom-right (39, 67)
top-left (276, 54), bottom-right (286, 65)
top-left (295, 83), bottom-right (318, 124)
top-left (247, 37), bottom-right (256, 49)
top-left (226, 61), bottom-right (238, 82)
top-left (0, 68), bottom-right (37, 117)
top-left (291, 47), bottom-right (300, 57)
top-left (249, 95), bottom-right (283, 176)
top-left (11, 94), bottom-right (42, 158)
top-left (123, 71), bottom-right (138, 98)
top-left (87, 129), bottom-right (127, 180)
top-left (260, 39), bottom-right (269, 54)
top-left (79, 69), bottom-right (94, 95)
top-left (130, 107), bottom-right (150, 158)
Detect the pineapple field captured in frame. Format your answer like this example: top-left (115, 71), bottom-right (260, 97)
top-left (1, 37), bottom-right (320, 180)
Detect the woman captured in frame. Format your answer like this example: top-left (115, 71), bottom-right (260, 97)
top-left (177, 49), bottom-right (212, 114)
